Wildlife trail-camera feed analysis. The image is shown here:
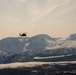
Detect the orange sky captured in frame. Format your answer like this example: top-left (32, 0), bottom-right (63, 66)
top-left (0, 0), bottom-right (76, 39)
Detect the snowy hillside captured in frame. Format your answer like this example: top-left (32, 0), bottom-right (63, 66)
top-left (52, 33), bottom-right (76, 49)
top-left (0, 34), bottom-right (76, 63)
top-left (0, 33), bottom-right (76, 55)
top-left (0, 37), bottom-right (28, 53)
top-left (23, 34), bottom-right (59, 52)
top-left (67, 33), bottom-right (76, 41)
top-left (49, 33), bottom-right (76, 55)
top-left (0, 50), bottom-right (28, 63)
top-left (0, 50), bottom-right (14, 63)
top-left (63, 33), bottom-right (76, 48)
top-left (0, 34), bottom-right (59, 53)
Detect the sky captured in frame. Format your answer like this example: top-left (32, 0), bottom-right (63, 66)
top-left (0, 0), bottom-right (76, 39)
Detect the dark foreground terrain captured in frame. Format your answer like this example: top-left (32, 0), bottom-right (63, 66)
top-left (0, 63), bottom-right (76, 75)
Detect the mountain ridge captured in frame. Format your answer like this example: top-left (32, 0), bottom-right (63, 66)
top-left (0, 33), bottom-right (76, 63)
top-left (0, 34), bottom-right (59, 53)
top-left (0, 33), bottom-right (76, 53)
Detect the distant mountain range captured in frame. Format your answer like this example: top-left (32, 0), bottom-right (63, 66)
top-left (0, 34), bottom-right (60, 53)
top-left (0, 33), bottom-right (76, 63)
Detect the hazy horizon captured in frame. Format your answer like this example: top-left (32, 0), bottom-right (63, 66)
top-left (0, 0), bottom-right (76, 39)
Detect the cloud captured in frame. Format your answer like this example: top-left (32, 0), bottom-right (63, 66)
top-left (26, 0), bottom-right (73, 26)
top-left (26, 4), bottom-right (62, 25)
top-left (59, 7), bottom-right (76, 15)
top-left (0, 14), bottom-right (23, 25)
top-left (64, 0), bottom-right (72, 4)
top-left (13, 0), bottom-right (27, 2)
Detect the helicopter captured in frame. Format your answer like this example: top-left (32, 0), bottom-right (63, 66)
top-left (19, 32), bottom-right (27, 37)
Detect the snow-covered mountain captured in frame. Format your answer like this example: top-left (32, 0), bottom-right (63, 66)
top-left (52, 33), bottom-right (76, 49)
top-left (0, 37), bottom-right (27, 53)
top-left (63, 33), bottom-right (76, 48)
top-left (0, 33), bottom-right (76, 54)
top-left (67, 33), bottom-right (76, 41)
top-left (0, 34), bottom-right (76, 63)
top-left (49, 33), bottom-right (76, 55)
top-left (0, 34), bottom-right (59, 53)
top-left (23, 34), bottom-right (59, 52)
